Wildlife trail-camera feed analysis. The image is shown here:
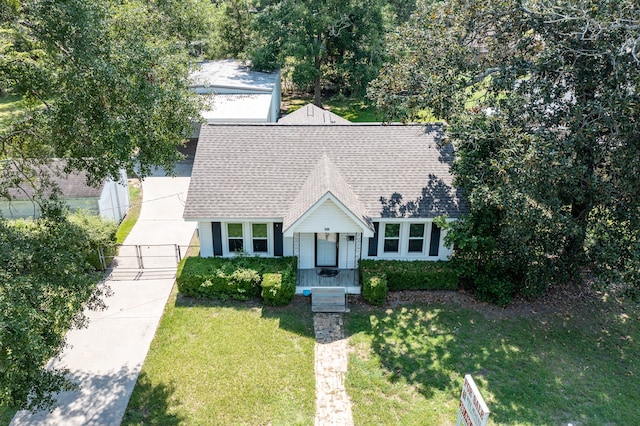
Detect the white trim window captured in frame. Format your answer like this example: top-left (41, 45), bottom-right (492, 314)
top-left (408, 223), bottom-right (426, 253)
top-left (227, 223), bottom-right (243, 252)
top-left (383, 223), bottom-right (400, 253)
top-left (252, 223), bottom-right (268, 253)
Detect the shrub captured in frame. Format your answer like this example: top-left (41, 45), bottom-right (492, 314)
top-left (68, 210), bottom-right (118, 270)
top-left (362, 270), bottom-right (388, 306)
top-left (228, 268), bottom-right (261, 300)
top-left (359, 260), bottom-right (459, 291)
top-left (177, 256), bottom-right (297, 302)
top-left (261, 272), bottom-right (295, 306)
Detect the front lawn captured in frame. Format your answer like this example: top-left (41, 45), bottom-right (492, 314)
top-left (346, 288), bottom-right (640, 425)
top-left (122, 290), bottom-right (316, 425)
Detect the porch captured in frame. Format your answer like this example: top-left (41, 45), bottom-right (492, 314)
top-left (296, 268), bottom-right (361, 295)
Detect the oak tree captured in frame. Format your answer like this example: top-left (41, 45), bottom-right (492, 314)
top-left (249, 0), bottom-right (386, 105)
top-left (369, 0), bottom-right (640, 303)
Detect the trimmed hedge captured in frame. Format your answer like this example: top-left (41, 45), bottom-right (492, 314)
top-left (177, 256), bottom-right (297, 302)
top-left (359, 259), bottom-right (459, 292)
top-left (261, 272), bottom-right (296, 306)
top-left (361, 269), bottom-right (388, 306)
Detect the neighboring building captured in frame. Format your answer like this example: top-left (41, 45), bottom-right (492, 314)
top-left (1, 162), bottom-right (130, 222)
top-left (189, 59), bottom-right (281, 135)
top-left (278, 103), bottom-right (351, 125)
top-left (183, 123), bottom-right (468, 289)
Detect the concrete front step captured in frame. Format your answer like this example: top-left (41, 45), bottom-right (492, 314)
top-left (311, 287), bottom-right (348, 313)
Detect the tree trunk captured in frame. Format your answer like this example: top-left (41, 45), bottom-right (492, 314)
top-left (313, 49), bottom-right (322, 107)
top-left (314, 74), bottom-right (322, 107)
top-left (564, 201), bottom-right (590, 276)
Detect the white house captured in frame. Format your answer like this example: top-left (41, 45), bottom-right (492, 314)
top-left (1, 162), bottom-right (130, 222)
top-left (189, 59), bottom-right (281, 135)
top-left (183, 122), bottom-right (468, 293)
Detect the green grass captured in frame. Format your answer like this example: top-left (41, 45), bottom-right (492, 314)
top-left (122, 290), bottom-right (316, 425)
top-left (115, 179), bottom-right (142, 244)
top-left (282, 94), bottom-right (440, 123)
top-left (283, 94), bottom-right (381, 122)
top-left (345, 295), bottom-right (640, 425)
top-left (0, 405), bottom-right (17, 424)
top-left (0, 93), bottom-right (29, 128)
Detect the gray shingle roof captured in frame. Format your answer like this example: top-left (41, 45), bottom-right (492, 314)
top-left (4, 159), bottom-right (103, 200)
top-left (278, 104), bottom-right (351, 125)
top-left (183, 124), bottom-right (468, 221)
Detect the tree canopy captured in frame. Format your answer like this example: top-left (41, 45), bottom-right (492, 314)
top-left (0, 0), bottom-right (204, 202)
top-left (369, 0), bottom-right (640, 304)
top-left (0, 0), bottom-right (207, 412)
top-left (249, 0), bottom-right (387, 105)
top-left (0, 211), bottom-right (116, 411)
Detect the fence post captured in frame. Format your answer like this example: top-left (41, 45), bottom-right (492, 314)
top-left (98, 247), bottom-right (106, 271)
top-left (136, 245), bottom-right (144, 269)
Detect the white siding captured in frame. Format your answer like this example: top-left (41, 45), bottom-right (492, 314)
top-left (97, 170), bottom-right (130, 222)
top-left (198, 222), bottom-right (214, 257)
top-left (338, 233), bottom-right (358, 269)
top-left (439, 228), bottom-right (453, 260)
top-left (362, 220), bottom-right (454, 261)
top-left (283, 236), bottom-right (294, 256)
top-left (294, 199), bottom-right (363, 234)
top-left (270, 75), bottom-right (281, 122)
top-left (299, 233), bottom-right (315, 268)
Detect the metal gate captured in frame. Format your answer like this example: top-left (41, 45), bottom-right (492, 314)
top-left (98, 244), bottom-right (195, 280)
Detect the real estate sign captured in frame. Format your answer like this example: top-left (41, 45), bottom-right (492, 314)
top-left (456, 374), bottom-right (490, 426)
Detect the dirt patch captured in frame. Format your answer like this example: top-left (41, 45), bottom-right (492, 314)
top-left (349, 279), bottom-right (632, 321)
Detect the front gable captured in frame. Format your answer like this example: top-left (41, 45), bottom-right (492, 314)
top-left (283, 192), bottom-right (374, 238)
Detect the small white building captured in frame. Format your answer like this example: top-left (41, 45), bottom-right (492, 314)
top-left (190, 59), bottom-right (281, 136)
top-left (1, 162), bottom-right (130, 222)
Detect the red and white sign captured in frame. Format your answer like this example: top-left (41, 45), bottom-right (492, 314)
top-left (456, 375), bottom-right (490, 426)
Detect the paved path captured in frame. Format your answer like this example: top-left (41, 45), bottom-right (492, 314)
top-left (313, 313), bottom-right (354, 426)
top-left (11, 176), bottom-right (196, 426)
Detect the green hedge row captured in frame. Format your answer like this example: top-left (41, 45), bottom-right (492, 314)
top-left (177, 256), bottom-right (297, 303)
top-left (359, 260), bottom-right (459, 304)
top-left (261, 272), bottom-right (295, 306)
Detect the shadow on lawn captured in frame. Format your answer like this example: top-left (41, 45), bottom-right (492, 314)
top-left (122, 372), bottom-right (183, 426)
top-left (346, 303), bottom-right (551, 423)
top-left (174, 293), bottom-right (315, 339)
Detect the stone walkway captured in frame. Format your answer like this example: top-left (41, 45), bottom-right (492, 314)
top-left (313, 313), bottom-right (354, 426)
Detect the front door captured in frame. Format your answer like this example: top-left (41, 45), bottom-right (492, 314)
top-left (316, 233), bottom-right (338, 267)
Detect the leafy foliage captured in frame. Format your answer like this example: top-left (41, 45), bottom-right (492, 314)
top-left (0, 215), bottom-right (113, 411)
top-left (0, 0), bottom-right (204, 205)
top-left (369, 0), bottom-right (640, 302)
top-left (359, 259), bottom-right (459, 292)
top-left (261, 272), bottom-right (296, 306)
top-left (361, 270), bottom-right (388, 306)
top-left (177, 256), bottom-right (297, 301)
top-left (0, 0), bottom-right (206, 412)
top-left (249, 0), bottom-right (386, 104)
top-left (208, 0), bottom-right (253, 59)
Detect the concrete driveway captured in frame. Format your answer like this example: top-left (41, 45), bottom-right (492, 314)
top-left (11, 175), bottom-right (197, 426)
